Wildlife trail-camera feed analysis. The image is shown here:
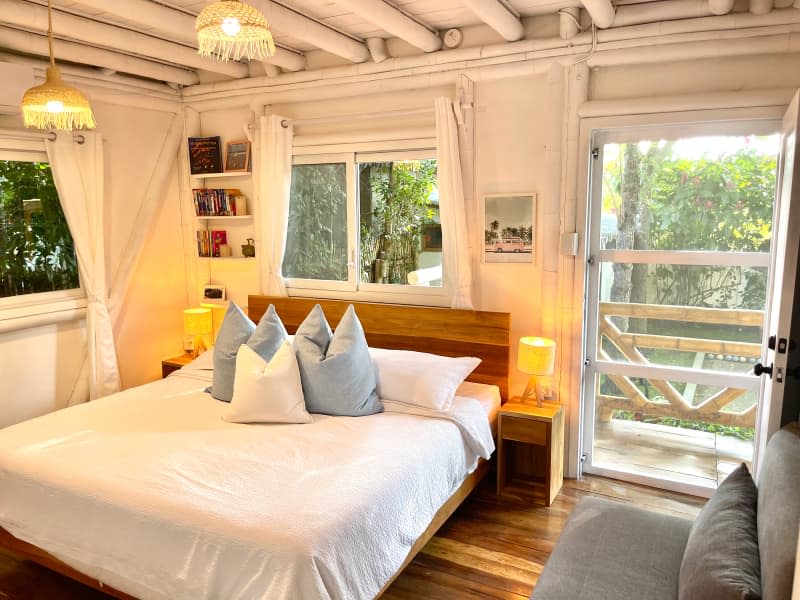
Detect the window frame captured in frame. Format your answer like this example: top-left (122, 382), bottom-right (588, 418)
top-left (285, 146), bottom-right (450, 306)
top-left (0, 137), bottom-right (85, 330)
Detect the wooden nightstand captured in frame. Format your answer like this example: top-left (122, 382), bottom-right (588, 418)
top-left (161, 353), bottom-right (193, 378)
top-left (497, 400), bottom-right (564, 506)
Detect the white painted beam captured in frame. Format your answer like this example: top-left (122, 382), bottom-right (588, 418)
top-left (251, 1), bottom-right (369, 63)
top-left (750, 0), bottom-right (774, 13)
top-left (461, 0), bottom-right (524, 41)
top-left (708, 0), bottom-right (735, 15)
top-left (366, 37), bottom-right (389, 62)
top-left (0, 0), bottom-right (248, 78)
top-left (0, 26), bottom-right (199, 86)
top-left (580, 0), bottom-right (616, 28)
top-left (63, 0), bottom-right (343, 68)
top-left (335, 0), bottom-right (442, 52)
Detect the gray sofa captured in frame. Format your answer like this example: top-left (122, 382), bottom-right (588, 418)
top-left (532, 422), bottom-right (800, 600)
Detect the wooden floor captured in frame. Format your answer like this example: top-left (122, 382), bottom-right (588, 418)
top-left (593, 419), bottom-right (753, 490)
top-left (0, 474), bottom-right (705, 600)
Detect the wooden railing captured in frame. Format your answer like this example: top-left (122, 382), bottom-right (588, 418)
top-left (598, 302), bottom-right (762, 428)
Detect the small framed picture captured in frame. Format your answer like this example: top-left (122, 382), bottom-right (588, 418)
top-left (225, 140), bottom-right (251, 172)
top-left (202, 284), bottom-right (226, 302)
top-left (483, 193), bottom-right (536, 263)
top-left (188, 136), bottom-right (223, 174)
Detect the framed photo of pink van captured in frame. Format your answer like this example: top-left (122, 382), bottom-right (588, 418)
top-left (482, 193), bottom-right (536, 263)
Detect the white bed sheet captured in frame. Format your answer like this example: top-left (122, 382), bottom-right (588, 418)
top-left (0, 369), bottom-right (495, 600)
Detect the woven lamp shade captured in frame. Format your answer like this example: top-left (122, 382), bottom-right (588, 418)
top-left (22, 66), bottom-right (96, 130)
top-left (196, 0), bottom-right (276, 62)
top-left (518, 337), bottom-right (556, 376)
top-left (184, 308), bottom-right (213, 336)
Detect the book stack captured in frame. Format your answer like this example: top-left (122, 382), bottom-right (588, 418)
top-left (196, 230), bottom-right (227, 257)
top-left (192, 188), bottom-right (248, 216)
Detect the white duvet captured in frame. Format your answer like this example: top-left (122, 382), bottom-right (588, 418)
top-left (0, 368), bottom-right (495, 600)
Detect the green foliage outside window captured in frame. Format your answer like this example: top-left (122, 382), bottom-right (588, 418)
top-left (603, 143), bottom-right (776, 310)
top-left (283, 163), bottom-right (349, 281)
top-left (0, 160), bottom-right (78, 298)
top-left (359, 160), bottom-right (438, 284)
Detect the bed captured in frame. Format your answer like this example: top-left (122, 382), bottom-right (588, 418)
top-left (0, 296), bottom-right (510, 599)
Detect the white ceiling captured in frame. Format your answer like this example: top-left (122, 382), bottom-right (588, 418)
top-left (0, 0), bottom-right (770, 88)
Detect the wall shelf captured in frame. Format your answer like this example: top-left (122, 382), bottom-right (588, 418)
top-left (197, 256), bottom-right (256, 261)
top-left (195, 215), bottom-right (252, 221)
top-left (191, 172), bottom-right (251, 182)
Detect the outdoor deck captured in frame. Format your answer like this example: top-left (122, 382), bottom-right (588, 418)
top-left (593, 418), bottom-right (753, 490)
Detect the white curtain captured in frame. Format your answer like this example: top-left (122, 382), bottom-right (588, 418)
top-left (255, 114), bottom-right (294, 296)
top-left (46, 132), bottom-right (120, 403)
top-left (435, 97), bottom-right (473, 310)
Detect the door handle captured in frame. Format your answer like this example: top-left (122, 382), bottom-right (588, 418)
top-left (754, 362), bottom-right (774, 378)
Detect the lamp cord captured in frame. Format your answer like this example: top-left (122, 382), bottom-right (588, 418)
top-left (47, 0), bottom-right (55, 68)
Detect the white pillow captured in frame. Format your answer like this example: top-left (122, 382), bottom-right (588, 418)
top-left (224, 342), bottom-right (311, 424)
top-left (369, 347), bottom-right (481, 411)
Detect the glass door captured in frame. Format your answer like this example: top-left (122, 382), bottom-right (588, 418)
top-left (582, 123), bottom-right (781, 495)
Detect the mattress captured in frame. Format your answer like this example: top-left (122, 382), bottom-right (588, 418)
top-left (0, 367), bottom-right (496, 600)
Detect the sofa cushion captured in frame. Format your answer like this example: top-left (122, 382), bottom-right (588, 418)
top-left (678, 463), bottom-right (760, 600)
top-left (531, 497), bottom-right (692, 600)
top-left (757, 421), bottom-right (800, 600)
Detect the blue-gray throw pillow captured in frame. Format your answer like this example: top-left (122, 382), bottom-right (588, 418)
top-left (247, 304), bottom-right (288, 362)
top-left (210, 302), bottom-right (289, 402)
top-left (293, 304), bottom-right (382, 416)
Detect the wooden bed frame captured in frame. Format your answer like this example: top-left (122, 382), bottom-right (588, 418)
top-left (0, 296), bottom-right (510, 600)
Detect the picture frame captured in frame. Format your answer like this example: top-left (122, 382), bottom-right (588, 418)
top-left (202, 284), bottom-right (226, 302)
top-left (188, 136), bottom-right (223, 175)
top-left (225, 140), bottom-right (251, 172)
top-left (482, 193), bottom-right (536, 263)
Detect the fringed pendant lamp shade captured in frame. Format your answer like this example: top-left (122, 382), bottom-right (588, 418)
top-left (196, 0), bottom-right (276, 62)
top-left (21, 0), bottom-right (95, 130)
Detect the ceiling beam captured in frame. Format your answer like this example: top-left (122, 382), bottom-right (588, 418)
top-left (581, 0), bottom-right (616, 27)
top-left (461, 0), bottom-right (524, 41)
top-left (1, 0), bottom-right (248, 78)
top-left (334, 0), bottom-right (442, 52)
top-left (0, 26), bottom-right (199, 86)
top-left (251, 1), bottom-right (370, 63)
top-left (58, 0), bottom-right (307, 71)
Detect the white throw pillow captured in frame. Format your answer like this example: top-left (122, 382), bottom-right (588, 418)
top-left (369, 347), bottom-right (481, 411)
top-left (225, 342), bottom-right (311, 424)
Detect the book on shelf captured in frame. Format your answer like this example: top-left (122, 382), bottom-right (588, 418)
top-left (196, 229), bottom-right (227, 257)
top-left (192, 188), bottom-right (248, 216)
top-left (188, 136), bottom-right (223, 175)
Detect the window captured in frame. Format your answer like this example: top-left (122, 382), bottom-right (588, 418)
top-left (283, 150), bottom-right (443, 300)
top-left (0, 149), bottom-right (79, 299)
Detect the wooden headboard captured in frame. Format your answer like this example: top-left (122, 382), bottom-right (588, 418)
top-left (249, 295), bottom-right (511, 401)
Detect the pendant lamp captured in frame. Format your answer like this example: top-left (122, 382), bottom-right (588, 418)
top-left (196, 0), bottom-right (276, 62)
top-left (21, 0), bottom-right (96, 131)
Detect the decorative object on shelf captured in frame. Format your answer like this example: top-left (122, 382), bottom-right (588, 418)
top-left (203, 284), bottom-right (226, 301)
top-left (219, 244), bottom-right (232, 257)
top-left (184, 307), bottom-right (213, 358)
top-left (225, 140), bottom-right (251, 172)
top-left (196, 0), bottom-right (276, 62)
top-left (518, 336), bottom-right (556, 407)
top-left (483, 193), bottom-right (536, 263)
top-left (241, 237), bottom-right (256, 257)
top-left (21, 0), bottom-right (95, 131)
top-left (188, 136), bottom-right (223, 174)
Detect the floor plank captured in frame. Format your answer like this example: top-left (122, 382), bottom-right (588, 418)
top-left (0, 475), bottom-right (704, 600)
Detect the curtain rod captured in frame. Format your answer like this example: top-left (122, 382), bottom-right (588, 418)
top-left (280, 107), bottom-right (434, 129)
top-left (0, 128), bottom-right (86, 144)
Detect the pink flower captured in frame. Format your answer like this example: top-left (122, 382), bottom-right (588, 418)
top-left (705, 200), bottom-right (714, 210)
top-left (693, 177), bottom-right (701, 186)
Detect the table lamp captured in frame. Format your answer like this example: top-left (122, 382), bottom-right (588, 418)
top-left (518, 336), bottom-right (556, 406)
top-left (184, 307), bottom-right (212, 358)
